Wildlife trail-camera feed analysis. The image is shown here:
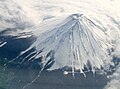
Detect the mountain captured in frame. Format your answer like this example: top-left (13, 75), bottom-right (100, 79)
top-left (6, 13), bottom-right (111, 75)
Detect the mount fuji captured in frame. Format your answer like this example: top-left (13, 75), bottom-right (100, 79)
top-left (1, 13), bottom-right (113, 75)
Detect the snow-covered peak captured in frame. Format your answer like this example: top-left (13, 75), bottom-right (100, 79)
top-left (19, 14), bottom-right (112, 74)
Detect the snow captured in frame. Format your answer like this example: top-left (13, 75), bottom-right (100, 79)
top-left (0, 42), bottom-right (7, 47)
top-left (63, 71), bottom-right (69, 75)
